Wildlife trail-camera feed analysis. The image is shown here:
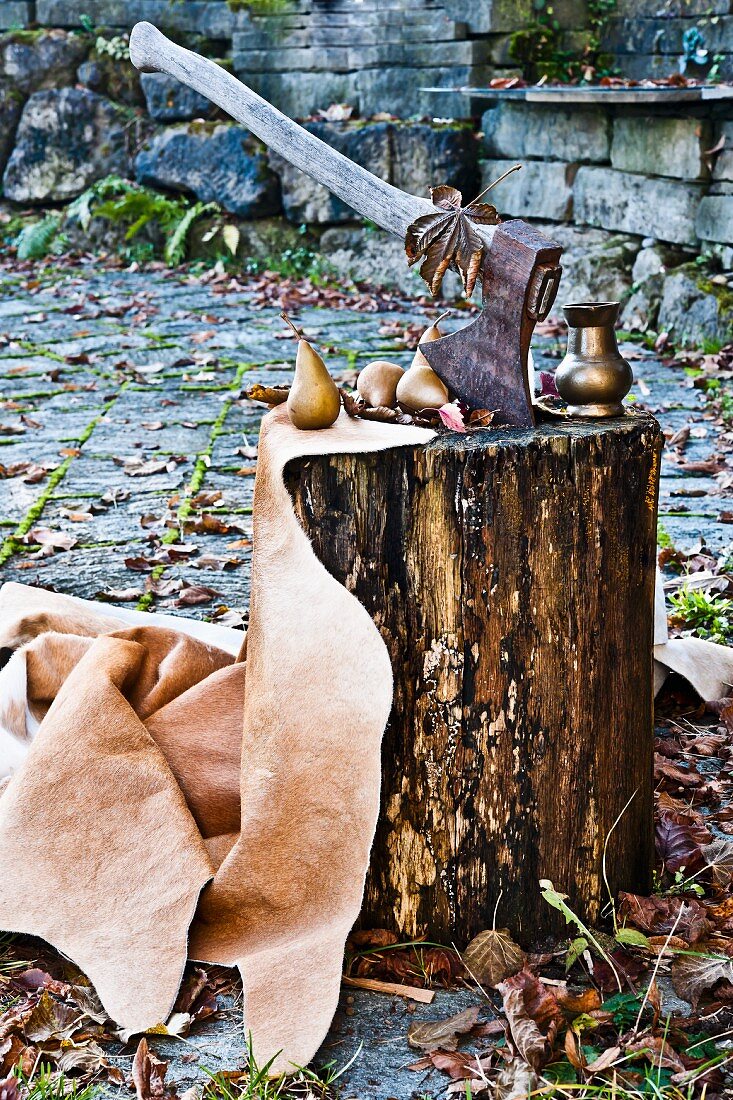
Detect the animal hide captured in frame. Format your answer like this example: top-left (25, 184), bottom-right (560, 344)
top-left (0, 406), bottom-right (433, 1074)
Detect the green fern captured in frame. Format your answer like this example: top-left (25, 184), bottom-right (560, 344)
top-left (66, 175), bottom-right (138, 231)
top-left (15, 215), bottom-right (62, 260)
top-left (165, 200), bottom-right (220, 265)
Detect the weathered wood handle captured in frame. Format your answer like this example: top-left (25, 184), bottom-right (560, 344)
top-left (129, 21), bottom-right (442, 239)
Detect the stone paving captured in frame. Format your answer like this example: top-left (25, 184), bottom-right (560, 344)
top-left (1, 259), bottom-right (732, 1100)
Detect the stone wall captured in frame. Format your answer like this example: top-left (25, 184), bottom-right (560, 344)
top-left (0, 0), bottom-right (534, 120)
top-left (602, 0), bottom-right (733, 83)
top-left (2, 1), bottom-right (733, 344)
top-left (478, 98), bottom-right (733, 343)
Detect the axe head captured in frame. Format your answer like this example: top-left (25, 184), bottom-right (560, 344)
top-left (421, 222), bottom-right (563, 429)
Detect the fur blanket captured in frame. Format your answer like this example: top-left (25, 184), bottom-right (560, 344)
top-left (0, 404), bottom-right (731, 1073)
top-left (0, 406), bottom-right (433, 1074)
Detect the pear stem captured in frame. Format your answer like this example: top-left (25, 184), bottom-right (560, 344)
top-left (434, 310), bottom-right (452, 328)
top-left (468, 163), bottom-right (522, 206)
top-left (280, 311), bottom-right (303, 340)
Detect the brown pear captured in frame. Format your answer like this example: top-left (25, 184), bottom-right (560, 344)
top-left (356, 360), bottom-right (404, 409)
top-left (282, 313), bottom-right (341, 430)
top-left (395, 314), bottom-right (450, 413)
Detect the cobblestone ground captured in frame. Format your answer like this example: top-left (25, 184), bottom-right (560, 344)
top-left (1, 260), bottom-right (731, 1100)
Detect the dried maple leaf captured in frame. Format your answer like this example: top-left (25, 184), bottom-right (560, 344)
top-left (405, 182), bottom-right (503, 297)
top-left (462, 928), bottom-right (525, 988)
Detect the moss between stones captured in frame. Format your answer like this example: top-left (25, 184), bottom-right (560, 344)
top-left (1, 28), bottom-right (52, 45)
top-left (696, 275), bottom-right (733, 319)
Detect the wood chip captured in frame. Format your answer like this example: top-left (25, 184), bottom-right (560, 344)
top-left (341, 975), bottom-right (435, 1003)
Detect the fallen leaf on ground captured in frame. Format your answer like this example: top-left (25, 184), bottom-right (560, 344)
top-left (462, 928), bottom-right (525, 988)
top-left (24, 528), bottom-right (77, 554)
top-left (132, 1037), bottom-right (171, 1100)
top-left (407, 1005), bottom-right (481, 1051)
top-left (672, 951), bottom-right (733, 1006)
top-left (23, 991), bottom-right (80, 1041)
top-left (496, 969), bottom-right (561, 1070)
top-left (174, 585), bottom-right (222, 607)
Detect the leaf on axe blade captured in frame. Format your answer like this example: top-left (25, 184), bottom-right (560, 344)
top-left (405, 183), bottom-right (502, 297)
top-left (496, 969), bottom-right (561, 1070)
top-left (462, 928), bottom-right (525, 988)
top-left (407, 1004), bottom-right (481, 1051)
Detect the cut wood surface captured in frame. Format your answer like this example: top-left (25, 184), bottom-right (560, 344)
top-left (285, 412), bottom-right (663, 942)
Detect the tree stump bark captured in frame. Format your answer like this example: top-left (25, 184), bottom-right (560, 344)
top-left (284, 412), bottom-right (663, 943)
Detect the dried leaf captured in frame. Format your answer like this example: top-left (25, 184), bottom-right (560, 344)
top-left (672, 952), bottom-right (733, 1006)
top-left (493, 1056), bottom-right (538, 1100)
top-left (348, 929), bottom-right (399, 949)
top-left (407, 1005), bottom-right (481, 1051)
top-left (438, 402), bottom-right (467, 432)
top-left (462, 929), bottom-right (525, 988)
top-left (124, 459), bottom-right (169, 478)
top-left (655, 810), bottom-right (711, 873)
top-left (701, 837), bottom-right (733, 888)
top-left (24, 528), bottom-right (77, 554)
top-left (132, 1038), bottom-right (170, 1100)
top-left (97, 587), bottom-right (144, 602)
top-left (57, 1041), bottom-right (108, 1074)
top-left (174, 585), bottom-right (222, 607)
top-left (0, 1076), bottom-right (22, 1100)
top-left (404, 183), bottom-right (501, 297)
top-left (23, 991), bottom-right (80, 1041)
top-left (496, 969), bottom-right (560, 1070)
top-left (556, 987), bottom-right (601, 1015)
top-left (244, 383), bottom-right (289, 406)
top-left (585, 1045), bottom-right (622, 1074)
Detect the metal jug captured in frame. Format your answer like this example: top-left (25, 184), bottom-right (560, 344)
top-left (555, 301), bottom-right (633, 418)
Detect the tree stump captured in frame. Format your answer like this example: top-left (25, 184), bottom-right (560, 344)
top-left (284, 412), bottom-right (663, 943)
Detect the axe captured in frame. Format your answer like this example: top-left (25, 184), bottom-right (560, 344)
top-left (130, 22), bottom-right (563, 427)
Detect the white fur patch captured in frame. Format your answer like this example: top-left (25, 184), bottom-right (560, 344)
top-left (0, 650), bottom-right (33, 781)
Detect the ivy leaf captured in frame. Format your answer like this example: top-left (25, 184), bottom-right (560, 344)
top-left (405, 183), bottom-right (501, 297)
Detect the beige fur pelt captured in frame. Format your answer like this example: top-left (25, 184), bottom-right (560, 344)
top-left (0, 406), bottom-right (433, 1074)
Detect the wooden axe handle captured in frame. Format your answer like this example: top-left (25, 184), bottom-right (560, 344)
top-left (129, 21), bottom-right (445, 240)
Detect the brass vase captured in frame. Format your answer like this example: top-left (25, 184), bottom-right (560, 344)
top-left (555, 301), bottom-right (633, 418)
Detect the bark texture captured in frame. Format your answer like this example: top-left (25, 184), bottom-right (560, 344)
top-left (284, 412), bottom-right (663, 943)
